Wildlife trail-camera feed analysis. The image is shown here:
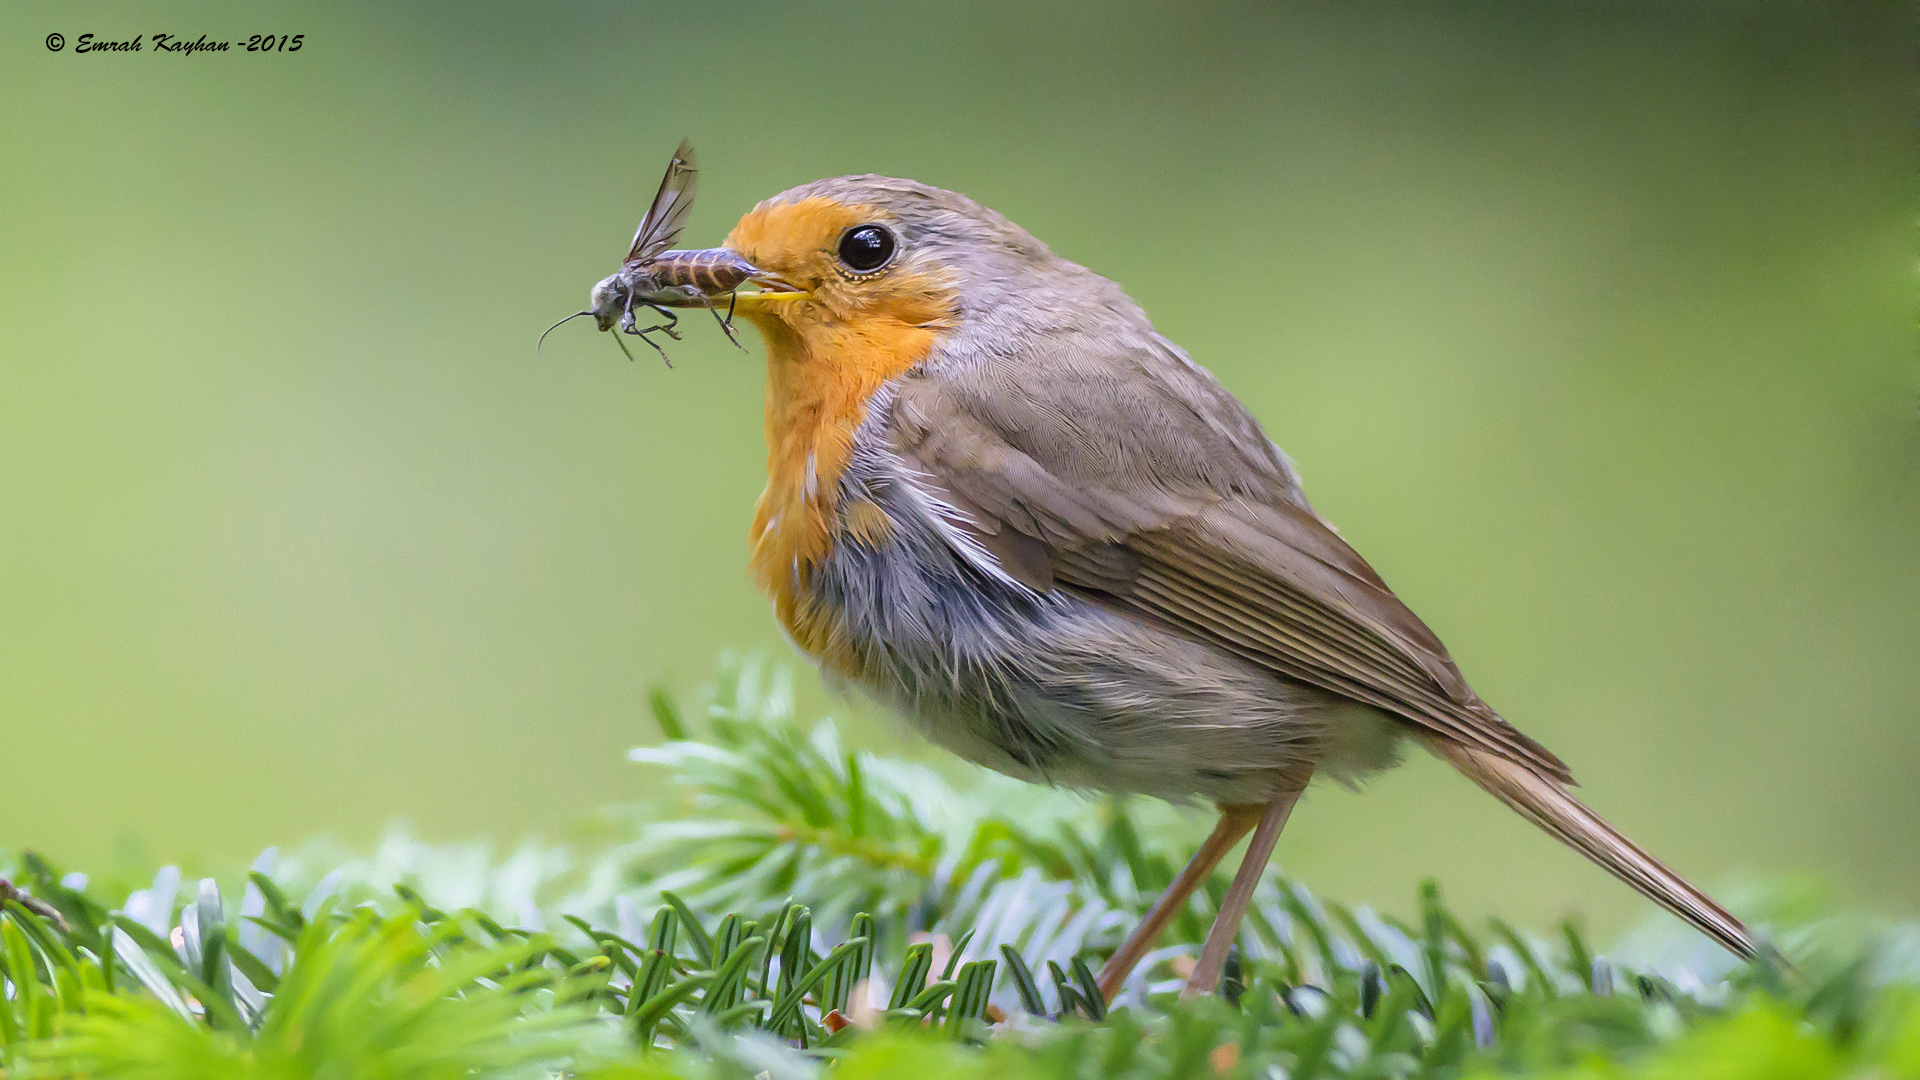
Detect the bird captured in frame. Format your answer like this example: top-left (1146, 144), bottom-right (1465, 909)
top-left (637, 169), bottom-right (1762, 1000)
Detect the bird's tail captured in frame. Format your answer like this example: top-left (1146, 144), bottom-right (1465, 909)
top-left (1420, 734), bottom-right (1759, 961)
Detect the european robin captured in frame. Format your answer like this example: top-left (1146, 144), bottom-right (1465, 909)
top-left (617, 166), bottom-right (1761, 1000)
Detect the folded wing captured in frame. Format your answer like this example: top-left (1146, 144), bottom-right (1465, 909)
top-left (888, 343), bottom-right (1572, 783)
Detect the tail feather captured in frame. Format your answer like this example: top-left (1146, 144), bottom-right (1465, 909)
top-left (1421, 734), bottom-right (1759, 962)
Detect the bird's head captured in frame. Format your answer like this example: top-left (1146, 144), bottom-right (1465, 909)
top-left (658, 176), bottom-right (1133, 355)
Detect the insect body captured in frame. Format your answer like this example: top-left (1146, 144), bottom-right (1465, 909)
top-left (543, 140), bottom-right (765, 364)
top-left (590, 247), bottom-right (761, 362)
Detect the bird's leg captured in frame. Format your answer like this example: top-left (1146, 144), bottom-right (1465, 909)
top-left (1098, 804), bottom-right (1263, 1002)
top-left (1182, 766), bottom-right (1314, 999)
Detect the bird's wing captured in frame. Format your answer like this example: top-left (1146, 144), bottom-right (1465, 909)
top-left (888, 341), bottom-right (1572, 782)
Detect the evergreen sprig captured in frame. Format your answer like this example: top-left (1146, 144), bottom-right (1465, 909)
top-left (2, 657), bottom-right (1916, 1078)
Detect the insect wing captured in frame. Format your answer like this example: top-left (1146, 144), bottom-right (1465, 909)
top-left (624, 139), bottom-right (698, 264)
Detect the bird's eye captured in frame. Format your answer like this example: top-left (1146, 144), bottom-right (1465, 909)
top-left (837, 225), bottom-right (896, 273)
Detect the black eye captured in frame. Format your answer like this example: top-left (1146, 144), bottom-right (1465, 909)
top-left (837, 225), bottom-right (896, 272)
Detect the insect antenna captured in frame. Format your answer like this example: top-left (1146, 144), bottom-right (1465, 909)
top-left (537, 310), bottom-right (594, 356)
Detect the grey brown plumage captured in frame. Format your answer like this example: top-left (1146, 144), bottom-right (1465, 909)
top-left (887, 354), bottom-right (1573, 783)
top-left (1423, 735), bottom-right (1757, 959)
top-left (883, 308), bottom-right (1755, 962)
top-left (619, 167), bottom-right (1764, 983)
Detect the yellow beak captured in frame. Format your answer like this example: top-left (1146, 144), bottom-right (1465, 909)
top-left (728, 288), bottom-right (811, 310)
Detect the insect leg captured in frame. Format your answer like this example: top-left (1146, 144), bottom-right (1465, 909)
top-left (634, 327), bottom-right (674, 368)
top-left (647, 303), bottom-right (682, 341)
top-left (621, 304), bottom-right (680, 340)
top-left (708, 292), bottom-right (747, 351)
top-left (601, 292), bottom-right (656, 363)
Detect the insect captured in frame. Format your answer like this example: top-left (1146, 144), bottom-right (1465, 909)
top-left (540, 140), bottom-right (762, 365)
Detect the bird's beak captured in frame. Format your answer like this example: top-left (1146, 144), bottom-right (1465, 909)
top-left (655, 248), bottom-right (810, 311)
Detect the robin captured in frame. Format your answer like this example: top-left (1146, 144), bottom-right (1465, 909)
top-left (626, 170), bottom-right (1761, 1000)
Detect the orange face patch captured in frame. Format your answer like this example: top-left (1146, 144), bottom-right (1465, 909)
top-left (724, 198), bottom-right (958, 674)
top-left (726, 198), bottom-right (871, 297)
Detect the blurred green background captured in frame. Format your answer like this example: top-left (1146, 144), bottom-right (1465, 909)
top-left (2, 1), bottom-right (1911, 937)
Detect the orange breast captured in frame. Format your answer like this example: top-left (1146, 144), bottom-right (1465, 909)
top-left (723, 196), bottom-right (959, 676)
top-left (745, 304), bottom-right (942, 676)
